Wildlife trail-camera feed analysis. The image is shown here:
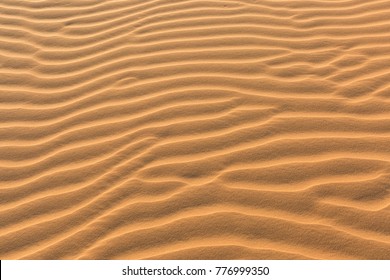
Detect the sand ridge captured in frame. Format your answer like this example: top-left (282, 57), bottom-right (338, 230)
top-left (0, 0), bottom-right (390, 259)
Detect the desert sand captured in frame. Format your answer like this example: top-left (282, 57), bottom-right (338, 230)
top-left (1, 0), bottom-right (390, 260)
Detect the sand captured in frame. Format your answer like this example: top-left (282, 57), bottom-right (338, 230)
top-left (0, 0), bottom-right (390, 260)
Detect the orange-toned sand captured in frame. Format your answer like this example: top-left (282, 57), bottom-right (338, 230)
top-left (1, 0), bottom-right (390, 260)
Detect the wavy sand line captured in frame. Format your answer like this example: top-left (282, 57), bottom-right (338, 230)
top-left (1, 0), bottom-right (390, 259)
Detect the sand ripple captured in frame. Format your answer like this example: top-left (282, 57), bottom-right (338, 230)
top-left (1, 0), bottom-right (390, 259)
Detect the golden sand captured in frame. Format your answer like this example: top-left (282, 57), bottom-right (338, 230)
top-left (0, 0), bottom-right (390, 259)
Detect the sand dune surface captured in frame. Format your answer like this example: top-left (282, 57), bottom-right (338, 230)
top-left (1, 0), bottom-right (390, 259)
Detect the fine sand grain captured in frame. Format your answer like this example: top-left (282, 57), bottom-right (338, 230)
top-left (1, 0), bottom-right (390, 259)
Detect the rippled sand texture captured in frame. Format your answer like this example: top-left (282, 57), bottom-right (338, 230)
top-left (1, 0), bottom-right (390, 260)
